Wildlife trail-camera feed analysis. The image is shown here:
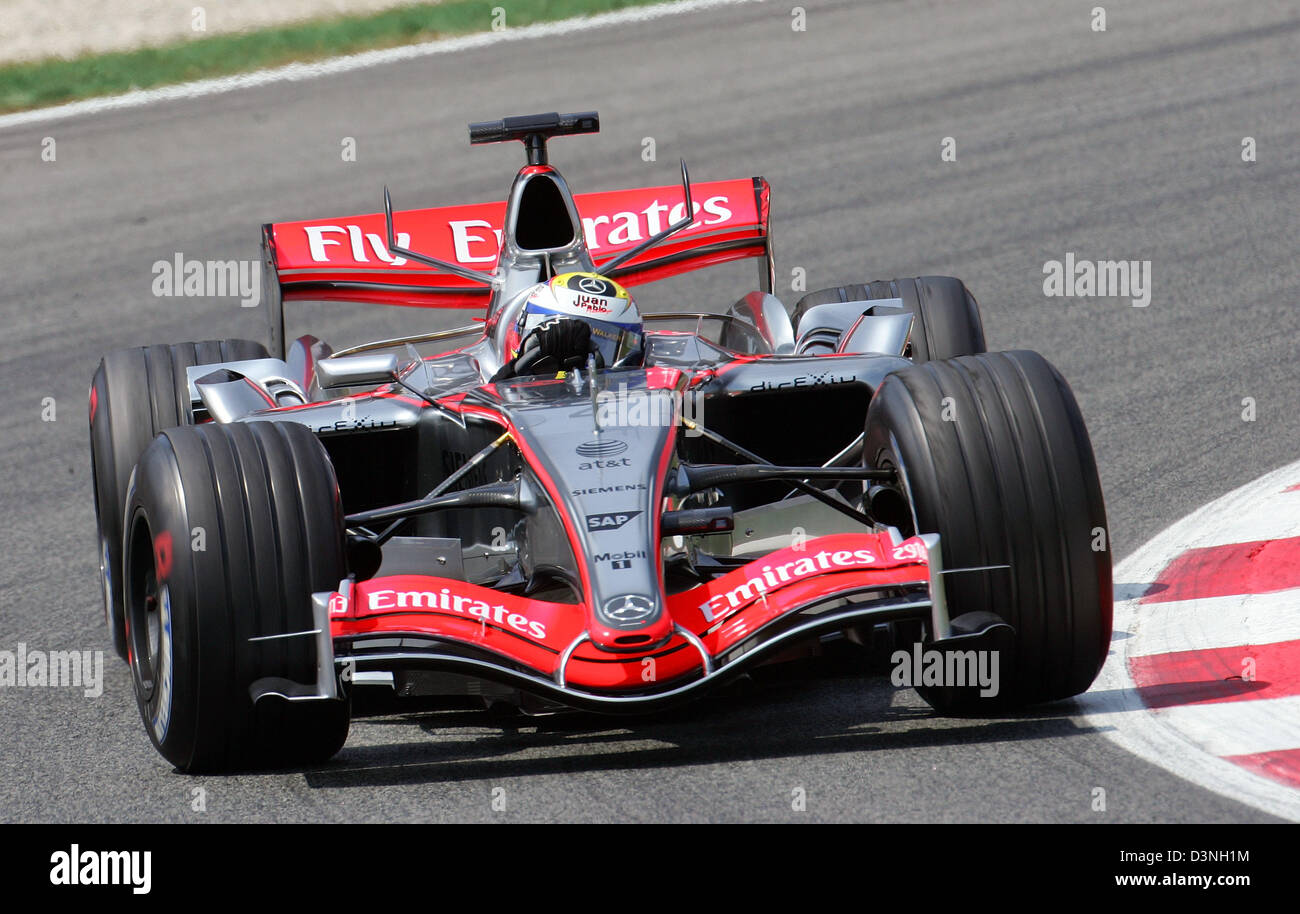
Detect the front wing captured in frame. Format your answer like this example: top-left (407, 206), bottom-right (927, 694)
top-left (257, 532), bottom-right (953, 713)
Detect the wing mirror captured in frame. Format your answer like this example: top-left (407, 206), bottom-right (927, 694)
top-left (315, 353), bottom-right (400, 389)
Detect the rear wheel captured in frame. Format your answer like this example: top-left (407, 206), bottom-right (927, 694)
top-left (863, 350), bottom-right (1111, 708)
top-left (124, 420), bottom-right (349, 772)
top-left (794, 276), bottom-right (986, 361)
top-left (90, 339), bottom-right (268, 658)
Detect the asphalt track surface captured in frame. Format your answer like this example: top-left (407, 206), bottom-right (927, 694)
top-left (0, 0), bottom-right (1297, 822)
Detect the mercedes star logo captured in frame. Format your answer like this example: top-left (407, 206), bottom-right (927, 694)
top-left (602, 594), bottom-right (656, 624)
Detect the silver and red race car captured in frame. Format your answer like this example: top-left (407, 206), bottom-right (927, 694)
top-left (89, 112), bottom-right (1111, 772)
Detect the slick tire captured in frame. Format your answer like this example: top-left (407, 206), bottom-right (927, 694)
top-left (90, 339), bottom-right (268, 659)
top-left (123, 421), bottom-right (349, 772)
top-left (793, 276), bottom-right (986, 361)
top-left (863, 350), bottom-right (1111, 709)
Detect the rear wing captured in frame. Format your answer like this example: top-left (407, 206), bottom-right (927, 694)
top-left (260, 177), bottom-right (772, 352)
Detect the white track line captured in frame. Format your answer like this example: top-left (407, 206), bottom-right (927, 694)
top-left (0, 0), bottom-right (758, 131)
top-left (1167, 494), bottom-right (1300, 550)
top-left (1127, 589), bottom-right (1300, 657)
top-left (1081, 458), bottom-right (1300, 822)
top-left (1150, 696), bottom-right (1300, 758)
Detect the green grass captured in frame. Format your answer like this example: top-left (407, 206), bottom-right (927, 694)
top-left (0, 0), bottom-right (669, 114)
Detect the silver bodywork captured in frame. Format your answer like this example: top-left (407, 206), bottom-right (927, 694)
top-left (182, 134), bottom-right (983, 711)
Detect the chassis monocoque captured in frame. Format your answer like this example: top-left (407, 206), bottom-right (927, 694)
top-left (89, 112), bottom-right (1111, 772)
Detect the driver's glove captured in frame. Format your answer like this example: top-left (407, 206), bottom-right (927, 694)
top-left (493, 319), bottom-right (598, 380)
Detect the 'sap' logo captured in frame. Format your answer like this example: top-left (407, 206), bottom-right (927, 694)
top-left (586, 511), bottom-right (642, 531)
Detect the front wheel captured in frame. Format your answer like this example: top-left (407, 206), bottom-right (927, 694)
top-left (124, 420), bottom-right (349, 772)
top-left (863, 350), bottom-right (1111, 708)
top-left (90, 339), bottom-right (268, 659)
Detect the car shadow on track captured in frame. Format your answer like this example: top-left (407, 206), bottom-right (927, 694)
top-left (299, 655), bottom-right (1105, 789)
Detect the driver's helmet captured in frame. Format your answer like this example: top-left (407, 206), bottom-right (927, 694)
top-left (508, 272), bottom-right (644, 368)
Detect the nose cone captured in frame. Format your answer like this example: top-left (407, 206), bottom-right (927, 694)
top-left (494, 373), bottom-right (682, 651)
top-left (588, 592), bottom-right (675, 651)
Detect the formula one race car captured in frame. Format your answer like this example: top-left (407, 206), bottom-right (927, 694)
top-left (89, 111), bottom-right (1111, 772)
